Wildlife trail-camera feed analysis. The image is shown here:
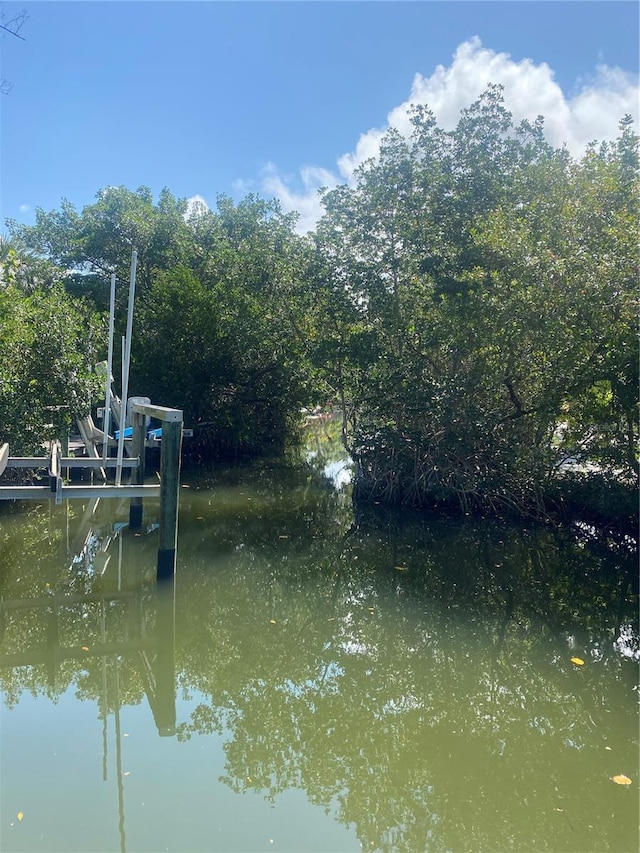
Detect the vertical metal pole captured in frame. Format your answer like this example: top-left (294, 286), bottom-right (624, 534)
top-left (103, 272), bottom-right (116, 466)
top-left (115, 338), bottom-right (127, 486)
top-left (129, 408), bottom-right (146, 530)
top-left (157, 420), bottom-right (182, 581)
top-left (100, 600), bottom-right (108, 782)
top-left (116, 250), bottom-right (137, 486)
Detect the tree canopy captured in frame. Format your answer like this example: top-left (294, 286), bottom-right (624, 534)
top-left (3, 87), bottom-right (638, 517)
top-left (311, 88), bottom-right (638, 517)
top-left (6, 188), bottom-right (314, 458)
top-left (0, 238), bottom-right (101, 454)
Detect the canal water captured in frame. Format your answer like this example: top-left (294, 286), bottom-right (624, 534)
top-left (0, 424), bottom-right (638, 852)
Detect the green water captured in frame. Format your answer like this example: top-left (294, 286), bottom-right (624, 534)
top-left (0, 427), bottom-right (638, 852)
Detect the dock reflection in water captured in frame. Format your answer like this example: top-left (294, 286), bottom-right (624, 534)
top-left (0, 501), bottom-right (177, 852)
top-left (0, 436), bottom-right (638, 853)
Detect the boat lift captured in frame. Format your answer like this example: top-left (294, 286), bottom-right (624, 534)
top-left (0, 250), bottom-right (183, 580)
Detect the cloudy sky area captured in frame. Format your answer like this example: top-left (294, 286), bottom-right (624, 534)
top-left (260, 36), bottom-right (640, 231)
top-left (1, 2), bottom-right (638, 234)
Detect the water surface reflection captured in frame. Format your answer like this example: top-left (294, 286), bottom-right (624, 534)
top-left (0, 430), bottom-right (637, 852)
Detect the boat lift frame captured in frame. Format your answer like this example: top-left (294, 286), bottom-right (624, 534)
top-left (0, 399), bottom-right (183, 581)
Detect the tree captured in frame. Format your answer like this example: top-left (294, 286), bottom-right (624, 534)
top-left (132, 195), bottom-right (314, 457)
top-left (0, 279), bottom-right (102, 454)
top-left (7, 188), bottom-right (315, 458)
top-left (7, 186), bottom-right (195, 310)
top-left (313, 88), bottom-right (638, 517)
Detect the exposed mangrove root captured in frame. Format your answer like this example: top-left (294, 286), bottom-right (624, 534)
top-left (350, 435), bottom-right (590, 523)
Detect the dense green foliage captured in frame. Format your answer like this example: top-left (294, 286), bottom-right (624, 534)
top-left (0, 240), bottom-right (101, 454)
top-left (312, 88), bottom-right (638, 516)
top-left (3, 87), bottom-right (638, 515)
top-left (135, 195), bottom-right (312, 457)
top-left (7, 190), bottom-right (313, 458)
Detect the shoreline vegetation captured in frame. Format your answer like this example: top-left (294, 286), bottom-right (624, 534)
top-left (1, 89), bottom-right (637, 529)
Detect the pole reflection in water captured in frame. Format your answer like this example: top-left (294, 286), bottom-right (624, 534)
top-left (0, 500), bottom-right (178, 852)
top-left (108, 580), bottom-right (177, 853)
top-left (152, 579), bottom-right (177, 736)
top-left (114, 656), bottom-right (126, 853)
top-left (0, 432), bottom-right (637, 853)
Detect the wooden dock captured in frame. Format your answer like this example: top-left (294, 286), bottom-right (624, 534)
top-left (0, 398), bottom-right (183, 580)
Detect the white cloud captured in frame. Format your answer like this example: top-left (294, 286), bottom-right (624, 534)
top-left (184, 194), bottom-right (209, 221)
top-left (262, 37), bottom-right (639, 232)
top-left (19, 203), bottom-right (30, 213)
top-left (567, 65), bottom-right (640, 146)
top-left (231, 177), bottom-right (256, 196)
top-left (261, 163), bottom-right (339, 234)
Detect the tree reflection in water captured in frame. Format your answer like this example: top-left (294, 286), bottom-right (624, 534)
top-left (0, 436), bottom-right (637, 852)
top-left (173, 492), bottom-right (638, 853)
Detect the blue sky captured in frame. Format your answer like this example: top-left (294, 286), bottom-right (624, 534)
top-left (1, 1), bottom-right (638, 232)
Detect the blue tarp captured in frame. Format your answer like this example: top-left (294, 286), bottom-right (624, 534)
top-left (113, 426), bottom-right (162, 440)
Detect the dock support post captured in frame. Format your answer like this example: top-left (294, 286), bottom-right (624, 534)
top-left (157, 419), bottom-right (182, 581)
top-left (49, 440), bottom-right (63, 503)
top-left (61, 422), bottom-right (69, 458)
top-left (129, 408), bottom-right (146, 530)
top-left (61, 425), bottom-right (70, 480)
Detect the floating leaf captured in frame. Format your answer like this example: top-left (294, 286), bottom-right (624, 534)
top-left (394, 566), bottom-right (408, 572)
top-left (81, 646), bottom-right (90, 652)
top-left (278, 535), bottom-right (289, 539)
top-left (612, 774), bottom-right (632, 785)
top-left (269, 619), bottom-right (277, 624)
top-left (605, 746), bottom-right (612, 751)
top-left (17, 812), bottom-right (23, 821)
top-left (570, 657), bottom-right (585, 666)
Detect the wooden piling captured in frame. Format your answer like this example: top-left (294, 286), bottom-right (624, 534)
top-left (157, 419), bottom-right (182, 581)
top-left (129, 408), bottom-right (146, 530)
top-left (61, 425), bottom-right (70, 479)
